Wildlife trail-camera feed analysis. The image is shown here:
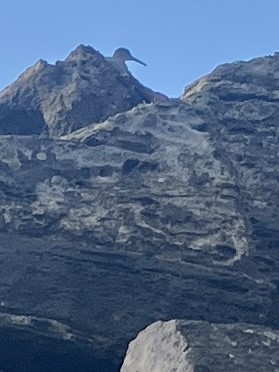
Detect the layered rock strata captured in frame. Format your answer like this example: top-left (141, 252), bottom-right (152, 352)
top-left (0, 49), bottom-right (279, 370)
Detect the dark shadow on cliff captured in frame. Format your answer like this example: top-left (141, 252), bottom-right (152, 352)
top-left (0, 330), bottom-right (117, 372)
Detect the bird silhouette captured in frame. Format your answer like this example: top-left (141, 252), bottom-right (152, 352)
top-left (106, 48), bottom-right (147, 73)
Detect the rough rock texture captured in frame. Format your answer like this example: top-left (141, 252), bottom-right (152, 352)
top-left (121, 320), bottom-right (279, 372)
top-left (0, 45), bottom-right (165, 137)
top-left (0, 49), bottom-right (279, 370)
top-left (181, 54), bottom-right (279, 321)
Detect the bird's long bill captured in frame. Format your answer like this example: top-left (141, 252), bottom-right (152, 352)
top-left (131, 56), bottom-right (147, 66)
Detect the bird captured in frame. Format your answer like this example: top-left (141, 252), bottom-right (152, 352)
top-left (106, 47), bottom-right (147, 73)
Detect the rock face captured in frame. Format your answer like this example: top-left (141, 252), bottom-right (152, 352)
top-left (0, 45), bottom-right (164, 137)
top-left (121, 320), bottom-right (279, 372)
top-left (181, 54), bottom-right (279, 302)
top-left (0, 48), bottom-right (279, 371)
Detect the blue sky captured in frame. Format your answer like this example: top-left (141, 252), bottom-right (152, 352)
top-left (1, 1), bottom-right (279, 97)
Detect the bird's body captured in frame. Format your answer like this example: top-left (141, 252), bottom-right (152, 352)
top-left (106, 48), bottom-right (147, 73)
top-left (105, 56), bottom-right (129, 73)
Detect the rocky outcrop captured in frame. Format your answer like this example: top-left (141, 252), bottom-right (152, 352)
top-left (0, 45), bottom-right (165, 138)
top-left (181, 54), bottom-right (279, 315)
top-left (0, 49), bottom-right (279, 370)
top-left (121, 320), bottom-right (279, 372)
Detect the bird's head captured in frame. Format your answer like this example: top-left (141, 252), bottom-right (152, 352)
top-left (112, 48), bottom-right (147, 66)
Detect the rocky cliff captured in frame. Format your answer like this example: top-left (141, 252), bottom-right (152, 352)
top-left (0, 47), bottom-right (279, 371)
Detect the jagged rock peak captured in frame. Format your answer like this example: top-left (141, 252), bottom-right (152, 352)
top-left (0, 59), bottom-right (49, 100)
top-left (64, 44), bottom-right (104, 63)
top-left (0, 44), bottom-right (167, 137)
top-left (19, 58), bottom-right (49, 79)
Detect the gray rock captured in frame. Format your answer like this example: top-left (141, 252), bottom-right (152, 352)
top-left (0, 50), bottom-right (279, 370)
top-left (121, 320), bottom-right (279, 372)
top-left (0, 45), bottom-right (166, 138)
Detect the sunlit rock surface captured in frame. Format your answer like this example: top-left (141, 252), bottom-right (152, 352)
top-left (121, 320), bottom-right (279, 372)
top-left (0, 49), bottom-right (279, 370)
